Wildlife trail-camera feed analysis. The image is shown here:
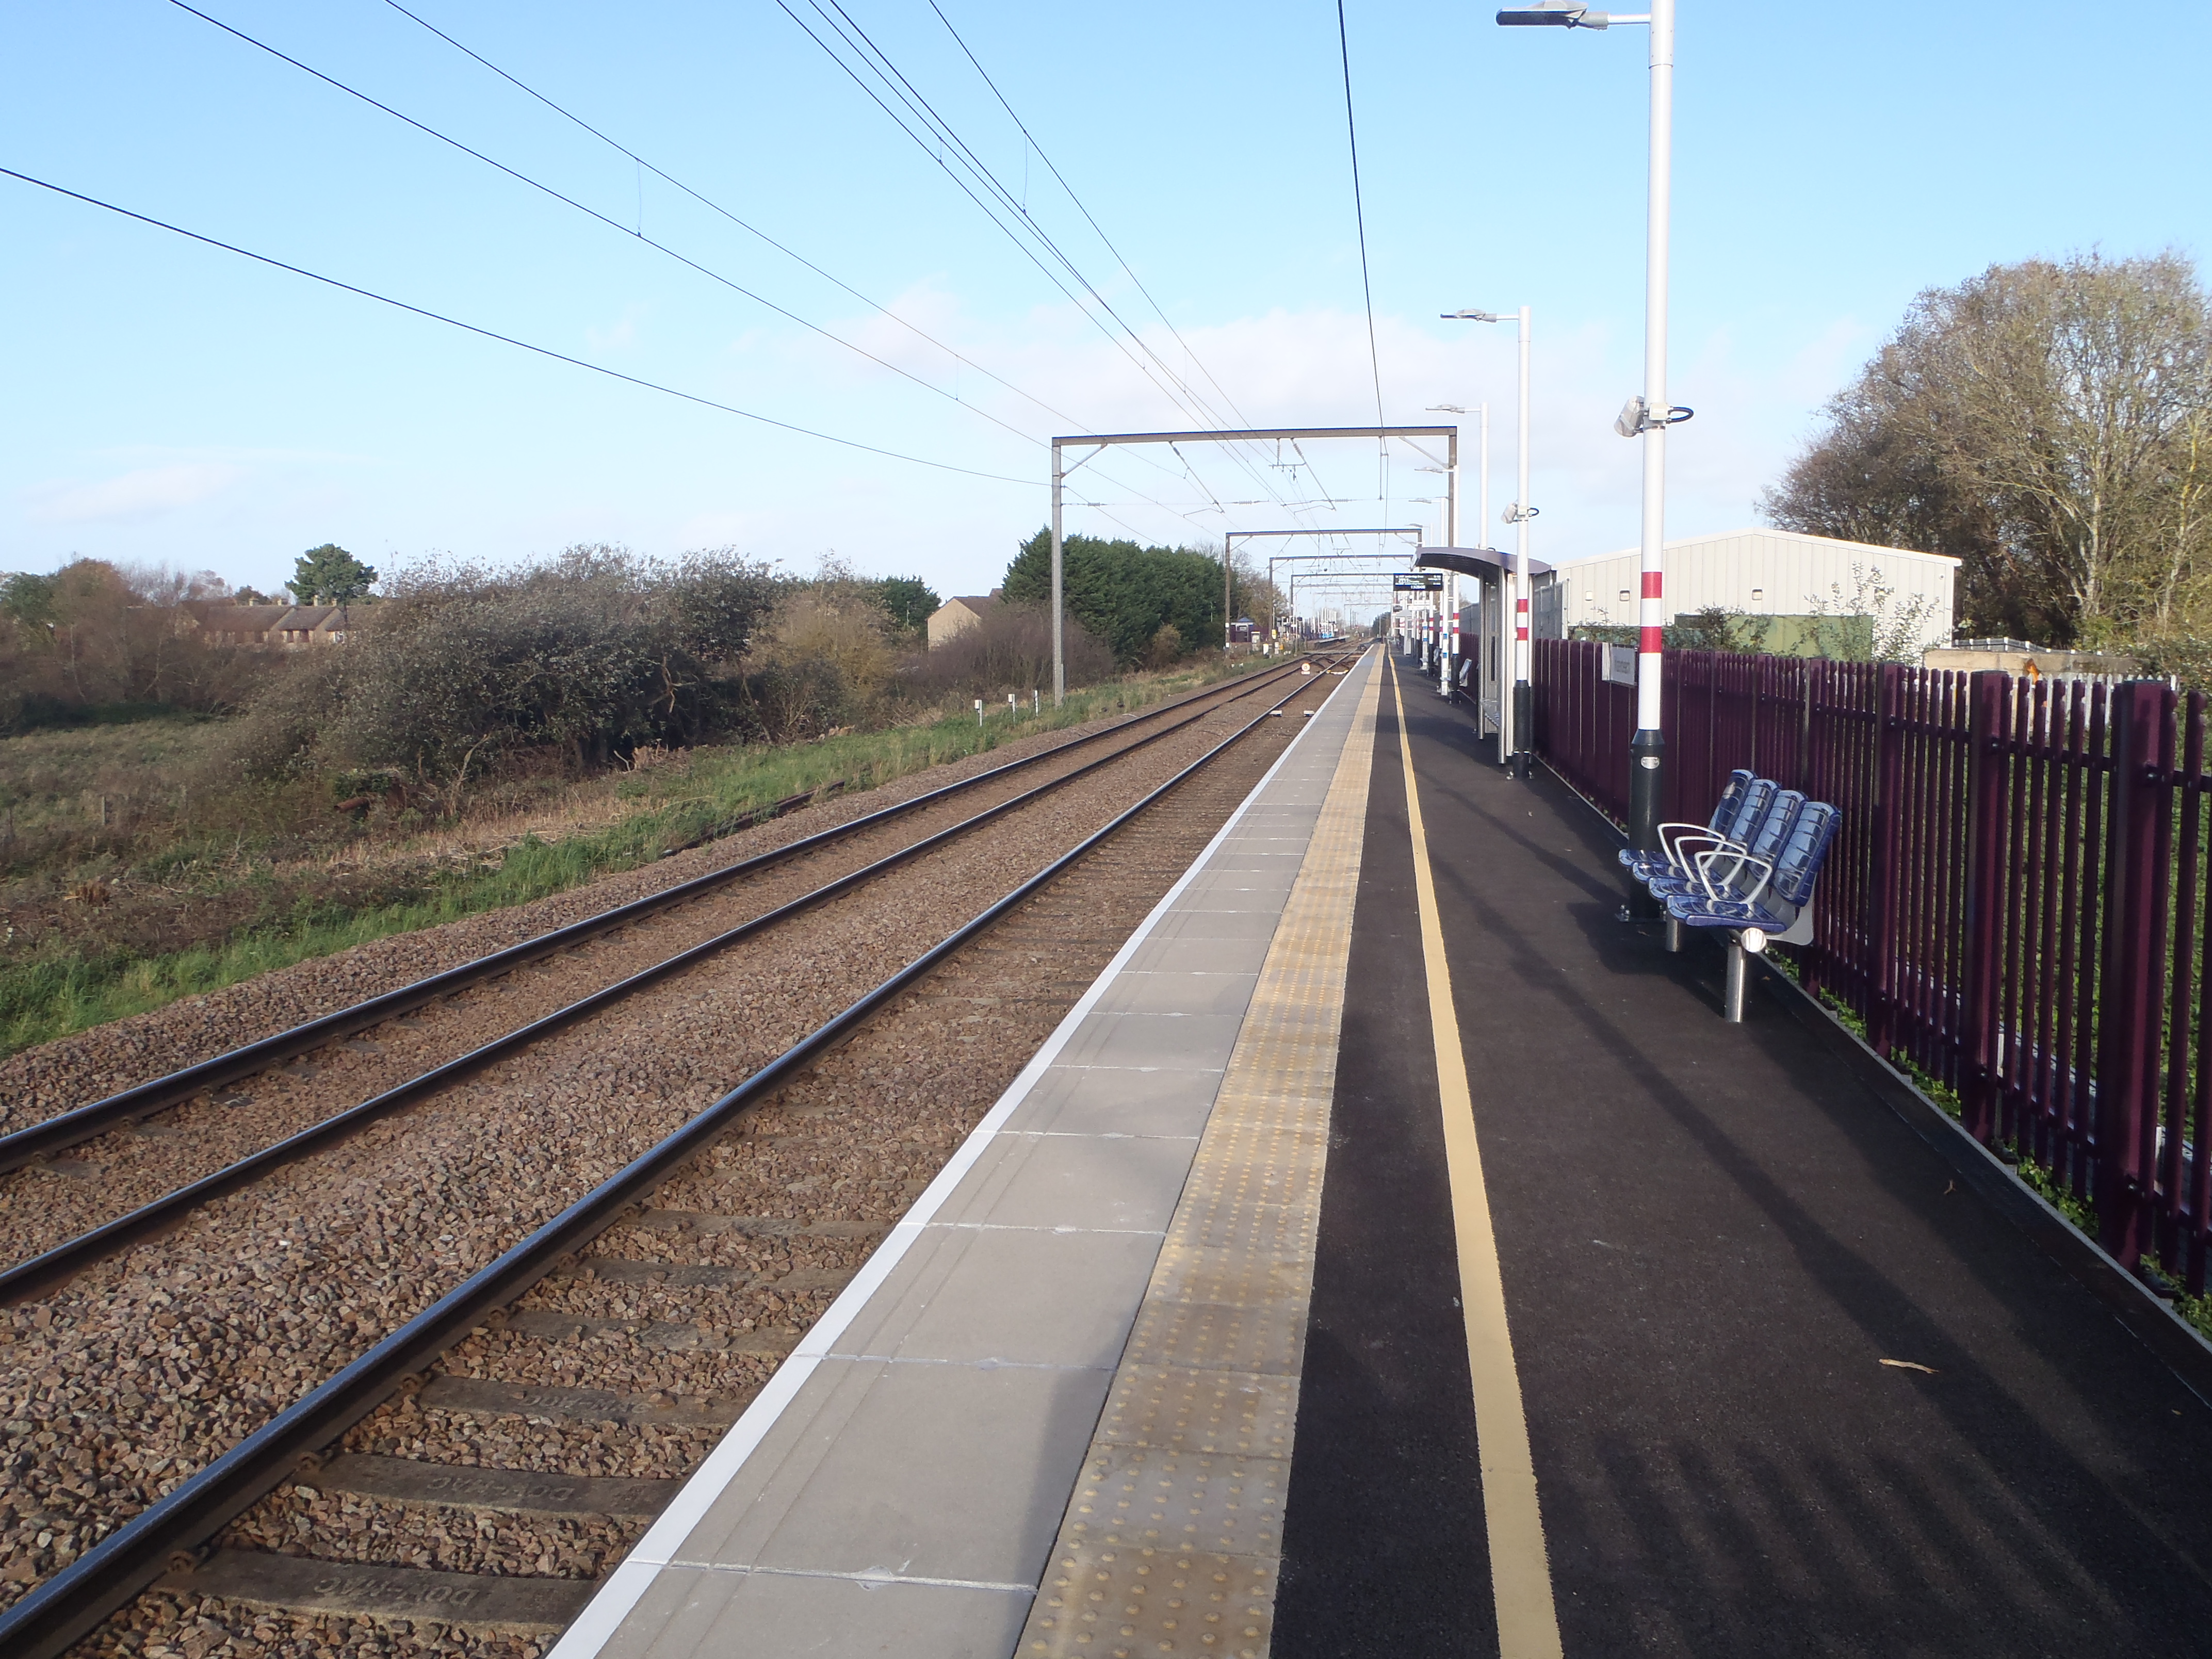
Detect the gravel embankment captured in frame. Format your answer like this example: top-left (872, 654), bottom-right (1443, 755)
top-left (6, 676), bottom-right (1324, 1645)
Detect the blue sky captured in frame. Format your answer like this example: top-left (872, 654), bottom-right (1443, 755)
top-left (5, 0), bottom-right (2206, 612)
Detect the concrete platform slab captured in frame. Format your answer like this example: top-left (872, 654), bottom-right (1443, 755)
top-left (1050, 1011), bottom-right (1248, 1072)
top-left (934, 1131), bottom-right (1200, 1233)
top-left (1088, 969), bottom-right (1261, 1018)
top-left (828, 1224), bottom-right (1161, 1368)
top-left (667, 1357), bottom-right (1109, 1586)
top-left (605, 1566), bottom-right (1031, 1658)
top-left (999, 1067), bottom-right (1224, 1139)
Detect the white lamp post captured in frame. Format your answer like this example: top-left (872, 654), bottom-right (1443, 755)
top-left (1442, 308), bottom-right (1534, 775)
top-left (1497, 0), bottom-right (1689, 851)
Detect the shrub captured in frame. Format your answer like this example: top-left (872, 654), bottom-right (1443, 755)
top-left (901, 604), bottom-right (1115, 698)
top-left (214, 546), bottom-right (778, 807)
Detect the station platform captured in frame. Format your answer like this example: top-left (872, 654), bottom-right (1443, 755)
top-left (550, 650), bottom-right (1382, 1659)
top-left (552, 644), bottom-right (2212, 1658)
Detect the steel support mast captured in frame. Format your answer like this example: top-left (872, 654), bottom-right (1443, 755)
top-left (1628, 0), bottom-right (1675, 857)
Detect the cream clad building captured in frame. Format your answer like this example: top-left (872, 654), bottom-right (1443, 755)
top-left (1533, 528), bottom-right (1958, 648)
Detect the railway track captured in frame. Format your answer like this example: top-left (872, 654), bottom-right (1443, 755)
top-left (0, 657), bottom-right (1324, 1291)
top-left (1, 651), bottom-right (1358, 1659)
top-left (2, 657), bottom-right (1313, 1172)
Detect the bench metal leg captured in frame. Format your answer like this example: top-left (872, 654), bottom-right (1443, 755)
top-left (1723, 939), bottom-right (1749, 1023)
top-left (1665, 916), bottom-right (1683, 953)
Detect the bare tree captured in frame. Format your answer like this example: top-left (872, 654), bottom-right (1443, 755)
top-left (1767, 251), bottom-right (2212, 645)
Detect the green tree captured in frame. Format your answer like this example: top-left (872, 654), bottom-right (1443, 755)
top-left (290, 544), bottom-right (379, 608)
top-left (0, 573), bottom-right (58, 629)
top-left (876, 576), bottom-right (941, 634)
top-left (1001, 530), bottom-right (1223, 666)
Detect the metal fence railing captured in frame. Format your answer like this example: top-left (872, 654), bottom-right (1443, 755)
top-left (1531, 638), bottom-right (2212, 1295)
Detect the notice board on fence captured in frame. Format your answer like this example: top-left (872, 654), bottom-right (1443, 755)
top-left (1603, 644), bottom-right (1637, 686)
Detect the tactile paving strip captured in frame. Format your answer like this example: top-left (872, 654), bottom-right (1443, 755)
top-left (1095, 1364), bottom-right (1299, 1460)
top-left (1028, 1545), bottom-right (1276, 1659)
top-left (1018, 662), bottom-right (1381, 1658)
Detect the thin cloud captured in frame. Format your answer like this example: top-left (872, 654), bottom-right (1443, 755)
top-left (24, 463), bottom-right (249, 525)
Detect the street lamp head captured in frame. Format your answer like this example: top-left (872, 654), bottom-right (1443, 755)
top-left (1497, 3), bottom-right (1614, 26)
top-left (1441, 309), bottom-right (1503, 323)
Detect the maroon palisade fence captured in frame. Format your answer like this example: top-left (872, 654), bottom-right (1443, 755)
top-left (1530, 640), bottom-right (2212, 1292)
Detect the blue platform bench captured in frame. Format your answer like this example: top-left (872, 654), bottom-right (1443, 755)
top-left (1622, 774), bottom-right (1841, 1022)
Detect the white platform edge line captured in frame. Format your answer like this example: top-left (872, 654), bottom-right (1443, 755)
top-left (673, 1563), bottom-right (1038, 1593)
top-left (545, 655), bottom-right (1372, 1659)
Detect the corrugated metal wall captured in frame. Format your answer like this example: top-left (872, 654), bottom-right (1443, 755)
top-left (1549, 529), bottom-right (1957, 641)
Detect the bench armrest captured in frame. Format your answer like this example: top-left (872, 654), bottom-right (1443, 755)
top-left (1694, 848), bottom-right (1776, 902)
top-left (1658, 826), bottom-right (1736, 870)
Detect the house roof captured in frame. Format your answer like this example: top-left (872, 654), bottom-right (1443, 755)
top-left (196, 605), bottom-right (279, 632)
top-left (938, 594), bottom-right (1002, 615)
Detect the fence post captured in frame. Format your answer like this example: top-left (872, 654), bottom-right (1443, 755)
top-left (1961, 671), bottom-right (2009, 1143)
top-left (2095, 680), bottom-right (2173, 1268)
top-left (1866, 663), bottom-right (1906, 1058)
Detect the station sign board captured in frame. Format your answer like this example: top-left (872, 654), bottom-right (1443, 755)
top-left (1392, 572), bottom-right (1445, 592)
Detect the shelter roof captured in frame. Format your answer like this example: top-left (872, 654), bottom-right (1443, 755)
top-left (1415, 546), bottom-right (1555, 579)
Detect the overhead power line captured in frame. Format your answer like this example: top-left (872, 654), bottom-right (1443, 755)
top-left (180, 0), bottom-right (1199, 520)
top-left (773, 0), bottom-right (1308, 525)
top-left (795, 0), bottom-right (1223, 428)
top-left (166, 0), bottom-right (1053, 458)
top-left (0, 167), bottom-right (1032, 485)
top-left (922, 0), bottom-right (1263, 436)
top-left (375, 0), bottom-right (1099, 442)
top-left (1335, 0), bottom-right (1386, 430)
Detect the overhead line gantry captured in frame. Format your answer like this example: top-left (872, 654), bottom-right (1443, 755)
top-left (1050, 426), bottom-right (1459, 702)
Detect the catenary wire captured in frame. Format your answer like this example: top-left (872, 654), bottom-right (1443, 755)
top-left (777, 0), bottom-right (1304, 526)
top-left (805, 0), bottom-right (1231, 430)
top-left (1333, 0), bottom-right (1389, 519)
top-left (0, 167), bottom-right (1034, 486)
top-left (393, 0), bottom-right (1327, 540)
top-left (372, 0), bottom-right (1179, 477)
top-left (164, 3), bottom-right (1054, 464)
top-left (920, 0), bottom-right (1312, 532)
top-left (193, 0), bottom-right (1200, 518)
top-left (922, 0), bottom-right (1272, 445)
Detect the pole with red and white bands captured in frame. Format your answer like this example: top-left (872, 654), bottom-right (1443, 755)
top-left (1511, 305), bottom-right (1534, 778)
top-left (1625, 0), bottom-right (1674, 866)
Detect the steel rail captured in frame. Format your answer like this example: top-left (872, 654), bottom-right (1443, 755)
top-left (0, 661), bottom-right (1339, 1305)
top-left (0, 651), bottom-right (1357, 1659)
top-left (0, 659), bottom-right (1306, 1177)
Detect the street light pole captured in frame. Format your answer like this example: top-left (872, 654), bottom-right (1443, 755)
top-left (1496, 0), bottom-right (1680, 850)
top-left (1629, 0), bottom-right (1677, 857)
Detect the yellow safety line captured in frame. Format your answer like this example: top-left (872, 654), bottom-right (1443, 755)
top-left (1389, 656), bottom-right (1565, 1659)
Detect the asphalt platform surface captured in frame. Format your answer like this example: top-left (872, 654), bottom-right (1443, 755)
top-left (1276, 659), bottom-right (2212, 1657)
